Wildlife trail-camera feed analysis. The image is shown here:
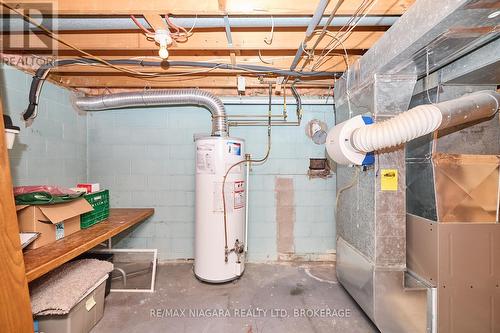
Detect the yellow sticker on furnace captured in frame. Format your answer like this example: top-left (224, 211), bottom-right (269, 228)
top-left (381, 169), bottom-right (398, 191)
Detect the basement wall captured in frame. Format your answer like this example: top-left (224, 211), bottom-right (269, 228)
top-left (87, 103), bottom-right (336, 261)
top-left (2, 65), bottom-right (336, 262)
top-left (0, 65), bottom-right (87, 187)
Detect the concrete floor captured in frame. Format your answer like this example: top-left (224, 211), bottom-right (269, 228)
top-left (93, 262), bottom-right (379, 333)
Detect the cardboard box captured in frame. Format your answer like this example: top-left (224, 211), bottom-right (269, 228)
top-left (16, 199), bottom-right (93, 249)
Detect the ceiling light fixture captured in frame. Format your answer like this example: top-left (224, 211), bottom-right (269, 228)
top-left (154, 29), bottom-right (173, 59)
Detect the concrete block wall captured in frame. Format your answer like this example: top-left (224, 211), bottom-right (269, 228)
top-left (1, 65), bottom-right (87, 187)
top-left (87, 103), bottom-right (336, 261)
top-left (2, 64), bottom-right (336, 262)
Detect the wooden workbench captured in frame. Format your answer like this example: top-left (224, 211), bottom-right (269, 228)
top-left (23, 208), bottom-right (154, 282)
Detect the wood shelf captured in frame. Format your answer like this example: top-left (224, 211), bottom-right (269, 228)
top-left (23, 208), bottom-right (154, 282)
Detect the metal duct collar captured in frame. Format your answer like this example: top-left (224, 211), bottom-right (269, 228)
top-left (74, 89), bottom-right (228, 136)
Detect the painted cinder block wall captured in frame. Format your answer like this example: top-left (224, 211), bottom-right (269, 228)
top-left (87, 103), bottom-right (337, 261)
top-left (1, 65), bottom-right (87, 187)
top-left (2, 65), bottom-right (336, 262)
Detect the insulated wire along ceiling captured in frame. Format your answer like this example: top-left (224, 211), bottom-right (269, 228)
top-left (292, 0), bottom-right (377, 71)
top-left (0, 1), bottom-right (340, 81)
top-left (0, 0), bottom-right (410, 93)
top-left (305, 0), bottom-right (380, 73)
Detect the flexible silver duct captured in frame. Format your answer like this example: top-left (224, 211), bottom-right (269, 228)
top-left (75, 89), bottom-right (227, 136)
top-left (326, 90), bottom-right (500, 165)
top-left (351, 90), bottom-right (500, 153)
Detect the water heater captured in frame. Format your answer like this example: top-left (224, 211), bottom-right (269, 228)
top-left (194, 136), bottom-right (246, 283)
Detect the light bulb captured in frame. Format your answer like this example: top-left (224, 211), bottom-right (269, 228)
top-left (154, 29), bottom-right (173, 60)
top-left (159, 45), bottom-right (169, 59)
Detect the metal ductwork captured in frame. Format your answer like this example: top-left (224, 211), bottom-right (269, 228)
top-left (74, 89), bottom-right (228, 136)
top-left (330, 0), bottom-right (500, 332)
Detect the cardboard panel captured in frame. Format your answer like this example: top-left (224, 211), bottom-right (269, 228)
top-left (433, 153), bottom-right (500, 222)
top-left (38, 199), bottom-right (93, 224)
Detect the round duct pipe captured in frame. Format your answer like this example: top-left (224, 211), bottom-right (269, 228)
top-left (326, 90), bottom-right (500, 165)
top-left (74, 89), bottom-right (228, 136)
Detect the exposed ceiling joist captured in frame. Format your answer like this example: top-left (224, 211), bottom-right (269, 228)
top-left (0, 0), bottom-right (416, 93)
top-left (0, 30), bottom-right (384, 51)
top-left (7, 0), bottom-right (414, 16)
top-left (77, 87), bottom-right (333, 96)
top-left (55, 75), bottom-right (335, 88)
top-left (143, 14), bottom-right (168, 31)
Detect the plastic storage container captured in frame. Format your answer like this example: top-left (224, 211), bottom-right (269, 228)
top-left (36, 275), bottom-right (107, 333)
top-left (80, 190), bottom-right (110, 229)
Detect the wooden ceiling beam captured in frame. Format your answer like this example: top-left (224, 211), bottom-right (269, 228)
top-left (7, 0), bottom-right (414, 16)
top-left (77, 87), bottom-right (333, 97)
top-left (143, 14), bottom-right (168, 31)
top-left (0, 30), bottom-right (383, 51)
top-left (55, 75), bottom-right (335, 88)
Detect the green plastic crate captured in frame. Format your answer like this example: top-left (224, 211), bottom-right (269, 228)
top-left (80, 190), bottom-right (110, 229)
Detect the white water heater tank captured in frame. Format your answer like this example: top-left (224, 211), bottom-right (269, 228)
top-left (194, 136), bottom-right (246, 283)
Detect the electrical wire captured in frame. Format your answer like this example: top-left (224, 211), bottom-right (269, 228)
top-left (130, 15), bottom-right (155, 38)
top-left (186, 14), bottom-right (198, 35)
top-left (5, 3), bottom-right (337, 78)
top-left (316, 0), bottom-right (371, 57)
top-left (0, 1), bottom-right (170, 78)
top-left (258, 15), bottom-right (275, 64)
top-left (335, 166), bottom-right (360, 214)
top-left (310, 31), bottom-right (350, 72)
top-left (165, 14), bottom-right (192, 42)
top-left (23, 57), bottom-right (335, 121)
top-left (264, 15), bottom-right (274, 45)
top-left (1, 1), bottom-right (340, 81)
top-left (258, 49), bottom-right (273, 65)
top-left (312, 0), bottom-right (378, 71)
top-left (297, 0), bottom-right (346, 73)
top-left (312, 0), bottom-right (372, 63)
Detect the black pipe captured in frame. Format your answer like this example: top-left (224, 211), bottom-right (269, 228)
top-left (24, 58), bottom-right (340, 121)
